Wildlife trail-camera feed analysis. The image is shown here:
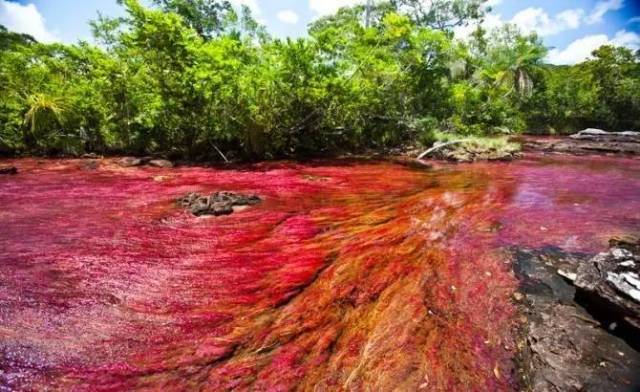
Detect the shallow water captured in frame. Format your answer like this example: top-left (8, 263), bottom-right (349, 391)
top-left (1, 155), bottom-right (639, 391)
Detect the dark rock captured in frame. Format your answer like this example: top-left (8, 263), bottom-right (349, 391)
top-left (179, 192), bottom-right (261, 217)
top-left (148, 159), bottom-right (174, 168)
top-left (574, 243), bottom-right (640, 329)
top-left (524, 131), bottom-right (640, 156)
top-left (0, 166), bottom-right (18, 175)
top-left (570, 129), bottom-right (640, 143)
top-left (513, 248), bottom-right (640, 392)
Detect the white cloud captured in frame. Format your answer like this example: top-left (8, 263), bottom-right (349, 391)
top-left (229, 0), bottom-right (261, 16)
top-left (610, 29), bottom-right (640, 47)
top-left (585, 0), bottom-right (623, 25)
top-left (511, 7), bottom-right (584, 37)
top-left (547, 34), bottom-right (609, 64)
top-left (277, 9), bottom-right (300, 25)
top-left (547, 30), bottom-right (640, 65)
top-left (485, 0), bottom-right (503, 6)
top-left (0, 0), bottom-right (58, 42)
top-left (455, 6), bottom-right (585, 41)
top-left (628, 16), bottom-right (640, 24)
top-left (309, 0), bottom-right (362, 17)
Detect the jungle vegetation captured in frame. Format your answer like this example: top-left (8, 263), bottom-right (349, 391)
top-left (1, 0), bottom-right (639, 160)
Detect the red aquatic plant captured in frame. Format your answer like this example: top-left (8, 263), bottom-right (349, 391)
top-left (1, 155), bottom-right (639, 391)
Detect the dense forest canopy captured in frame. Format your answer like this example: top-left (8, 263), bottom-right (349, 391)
top-left (0, 0), bottom-right (639, 160)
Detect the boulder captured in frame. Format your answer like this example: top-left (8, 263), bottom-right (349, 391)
top-left (0, 166), bottom-right (18, 175)
top-left (118, 157), bottom-right (147, 167)
top-left (570, 128), bottom-right (609, 138)
top-left (148, 159), bottom-right (174, 168)
top-left (118, 157), bottom-right (172, 168)
top-left (179, 191), bottom-right (261, 217)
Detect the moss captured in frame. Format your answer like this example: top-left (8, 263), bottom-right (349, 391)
top-left (422, 132), bottom-right (522, 162)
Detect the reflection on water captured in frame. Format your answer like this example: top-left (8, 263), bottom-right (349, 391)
top-left (0, 154), bottom-right (639, 391)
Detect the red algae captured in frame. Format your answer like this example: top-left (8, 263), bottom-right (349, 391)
top-left (1, 154), bottom-right (639, 391)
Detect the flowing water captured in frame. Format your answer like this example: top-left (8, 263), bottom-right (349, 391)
top-left (1, 155), bottom-right (639, 391)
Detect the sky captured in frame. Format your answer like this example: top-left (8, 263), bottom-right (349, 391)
top-left (0, 0), bottom-right (639, 65)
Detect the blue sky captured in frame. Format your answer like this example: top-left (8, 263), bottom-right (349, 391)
top-left (1, 0), bottom-right (638, 64)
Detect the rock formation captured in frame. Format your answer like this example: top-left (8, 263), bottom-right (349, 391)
top-left (118, 157), bottom-right (174, 168)
top-left (573, 236), bottom-right (640, 329)
top-left (524, 129), bottom-right (640, 155)
top-left (0, 166), bottom-right (18, 175)
top-left (179, 192), bottom-right (261, 216)
top-left (417, 140), bottom-right (521, 162)
top-left (514, 237), bottom-right (640, 391)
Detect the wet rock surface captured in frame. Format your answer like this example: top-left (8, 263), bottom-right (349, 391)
top-left (514, 244), bottom-right (640, 392)
top-left (571, 129), bottom-right (640, 143)
top-left (118, 157), bottom-right (174, 168)
top-left (573, 236), bottom-right (640, 330)
top-left (0, 166), bottom-right (18, 175)
top-left (179, 191), bottom-right (261, 216)
top-left (524, 129), bottom-right (640, 156)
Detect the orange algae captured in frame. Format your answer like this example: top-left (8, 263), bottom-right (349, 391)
top-left (1, 155), bottom-right (639, 391)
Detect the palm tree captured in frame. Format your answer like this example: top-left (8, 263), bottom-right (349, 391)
top-left (473, 27), bottom-right (547, 100)
top-left (23, 93), bottom-right (67, 148)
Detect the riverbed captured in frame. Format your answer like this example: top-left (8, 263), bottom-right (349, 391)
top-left (1, 155), bottom-right (639, 390)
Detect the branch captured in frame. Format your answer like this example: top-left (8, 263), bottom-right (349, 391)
top-left (417, 139), bottom-right (470, 160)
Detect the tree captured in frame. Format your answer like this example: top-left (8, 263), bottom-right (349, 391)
top-left (586, 45), bottom-right (640, 131)
top-left (481, 26), bottom-right (547, 99)
top-left (0, 25), bottom-right (36, 50)
top-left (390, 0), bottom-right (487, 30)
top-left (150, 0), bottom-right (232, 39)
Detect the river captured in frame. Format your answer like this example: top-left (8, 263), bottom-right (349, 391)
top-left (1, 155), bottom-right (639, 390)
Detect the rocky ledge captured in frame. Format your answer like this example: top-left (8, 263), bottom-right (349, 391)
top-left (118, 157), bottom-right (174, 168)
top-left (179, 192), bottom-right (261, 217)
top-left (514, 236), bottom-right (640, 391)
top-left (572, 236), bottom-right (640, 329)
top-left (0, 166), bottom-right (18, 175)
top-left (417, 139), bottom-right (521, 162)
top-left (524, 129), bottom-right (640, 156)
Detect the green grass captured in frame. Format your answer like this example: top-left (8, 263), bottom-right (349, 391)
top-left (430, 131), bottom-right (521, 153)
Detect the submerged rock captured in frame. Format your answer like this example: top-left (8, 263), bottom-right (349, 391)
top-left (179, 191), bottom-right (261, 217)
top-left (0, 166), bottom-right (18, 175)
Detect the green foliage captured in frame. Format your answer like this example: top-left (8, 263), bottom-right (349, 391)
top-left (150, 0), bottom-right (232, 39)
top-left (389, 0), bottom-right (488, 30)
top-left (0, 0), bottom-right (638, 159)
